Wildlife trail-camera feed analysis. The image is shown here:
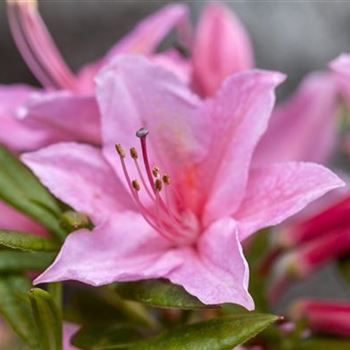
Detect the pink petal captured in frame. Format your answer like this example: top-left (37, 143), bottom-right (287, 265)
top-left (192, 3), bottom-right (254, 97)
top-left (0, 84), bottom-right (47, 152)
top-left (34, 213), bottom-right (181, 286)
top-left (63, 323), bottom-right (79, 350)
top-left (105, 4), bottom-right (190, 59)
top-left (330, 53), bottom-right (350, 118)
top-left (235, 162), bottom-right (344, 240)
top-left (18, 91), bottom-right (101, 145)
top-left (96, 55), bottom-right (210, 197)
top-left (22, 143), bottom-right (132, 225)
top-left (167, 218), bottom-right (254, 310)
top-left (202, 70), bottom-right (285, 224)
top-left (0, 201), bottom-right (46, 236)
top-left (151, 49), bottom-right (192, 85)
top-left (254, 73), bottom-right (338, 165)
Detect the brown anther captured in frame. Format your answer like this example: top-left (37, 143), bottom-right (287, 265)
top-left (162, 174), bottom-right (170, 185)
top-left (152, 166), bottom-right (160, 177)
top-left (136, 127), bottom-right (149, 138)
top-left (132, 180), bottom-right (141, 192)
top-left (130, 147), bottom-right (138, 159)
top-left (115, 144), bottom-right (126, 158)
top-left (154, 179), bottom-right (163, 192)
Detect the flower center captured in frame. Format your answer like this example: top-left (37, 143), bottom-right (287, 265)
top-left (7, 0), bottom-right (76, 90)
top-left (115, 128), bottom-right (199, 246)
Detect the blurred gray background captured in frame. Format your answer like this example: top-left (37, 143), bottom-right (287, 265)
top-left (1, 0), bottom-right (350, 94)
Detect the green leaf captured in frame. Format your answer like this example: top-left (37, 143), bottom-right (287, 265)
top-left (0, 145), bottom-right (65, 240)
top-left (28, 288), bottom-right (63, 350)
top-left (0, 250), bottom-right (55, 272)
top-left (296, 337), bottom-right (350, 350)
top-left (0, 274), bottom-right (39, 348)
top-left (130, 313), bottom-right (278, 350)
top-left (71, 324), bottom-right (144, 349)
top-left (0, 230), bottom-right (59, 252)
top-left (115, 279), bottom-right (214, 310)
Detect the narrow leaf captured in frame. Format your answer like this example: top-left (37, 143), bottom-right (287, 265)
top-left (71, 324), bottom-right (144, 349)
top-left (130, 314), bottom-right (278, 350)
top-left (0, 274), bottom-right (39, 348)
top-left (0, 250), bottom-right (55, 272)
top-left (115, 279), bottom-right (214, 310)
top-left (0, 230), bottom-right (59, 252)
top-left (29, 288), bottom-right (63, 350)
top-left (0, 145), bottom-right (65, 240)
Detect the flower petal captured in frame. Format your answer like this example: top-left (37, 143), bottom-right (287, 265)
top-left (254, 73), bottom-right (338, 165)
top-left (96, 55), bottom-right (210, 197)
top-left (64, 323), bottom-right (79, 350)
top-left (34, 213), bottom-right (181, 286)
top-left (0, 201), bottom-right (46, 236)
top-left (192, 3), bottom-right (254, 97)
top-left (105, 4), bottom-right (190, 58)
top-left (0, 84), bottom-right (47, 152)
top-left (235, 162), bottom-right (345, 240)
top-left (18, 91), bottom-right (101, 145)
top-left (22, 143), bottom-right (132, 225)
top-left (202, 70), bottom-right (285, 224)
top-left (167, 218), bottom-right (254, 310)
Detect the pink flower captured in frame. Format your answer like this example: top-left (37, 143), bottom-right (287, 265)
top-left (1, 0), bottom-right (189, 152)
top-left (22, 56), bottom-right (343, 309)
top-left (254, 73), bottom-right (339, 165)
top-left (289, 299), bottom-right (350, 337)
top-left (191, 3), bottom-right (254, 97)
top-left (63, 323), bottom-right (79, 350)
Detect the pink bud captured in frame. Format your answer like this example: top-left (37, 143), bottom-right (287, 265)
top-left (290, 299), bottom-right (350, 337)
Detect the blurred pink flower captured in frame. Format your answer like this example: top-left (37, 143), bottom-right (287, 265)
top-left (290, 299), bottom-right (350, 337)
top-left (63, 323), bottom-right (79, 350)
top-left (22, 56), bottom-right (343, 309)
top-left (1, 0), bottom-right (189, 152)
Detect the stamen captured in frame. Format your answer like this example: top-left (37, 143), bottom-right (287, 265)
top-left (152, 166), bottom-right (160, 177)
top-left (162, 174), bottom-right (171, 185)
top-left (132, 180), bottom-right (141, 192)
top-left (130, 147), bottom-right (138, 159)
top-left (154, 179), bottom-right (163, 192)
top-left (7, 0), bottom-right (76, 90)
top-left (115, 144), bottom-right (126, 158)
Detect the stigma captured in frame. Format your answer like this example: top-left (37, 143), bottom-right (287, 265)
top-left (7, 0), bottom-right (76, 90)
top-left (115, 128), bottom-right (199, 246)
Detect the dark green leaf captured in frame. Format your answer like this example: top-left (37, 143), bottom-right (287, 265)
top-left (29, 288), bottom-right (62, 350)
top-left (72, 324), bottom-right (144, 349)
top-left (0, 274), bottom-right (38, 348)
top-left (115, 279), bottom-right (214, 310)
top-left (0, 230), bottom-right (59, 252)
top-left (60, 210), bottom-right (93, 232)
top-left (0, 250), bottom-right (55, 272)
top-left (296, 337), bottom-right (350, 350)
top-left (65, 286), bottom-right (156, 329)
top-left (130, 313), bottom-right (278, 350)
top-left (0, 145), bottom-right (65, 240)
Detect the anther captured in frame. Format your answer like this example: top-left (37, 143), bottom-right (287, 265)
top-left (130, 147), bottom-right (138, 159)
top-left (132, 180), bottom-right (141, 192)
top-left (154, 179), bottom-right (163, 192)
top-left (162, 174), bottom-right (171, 185)
top-left (152, 166), bottom-right (160, 177)
top-left (115, 144), bottom-right (126, 158)
top-left (136, 127), bottom-right (149, 138)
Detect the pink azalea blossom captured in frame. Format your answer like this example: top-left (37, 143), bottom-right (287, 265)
top-left (22, 56), bottom-right (343, 309)
top-left (290, 299), bottom-right (350, 337)
top-left (63, 323), bottom-right (79, 350)
top-left (254, 72), bottom-right (339, 165)
top-left (1, 0), bottom-right (189, 152)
